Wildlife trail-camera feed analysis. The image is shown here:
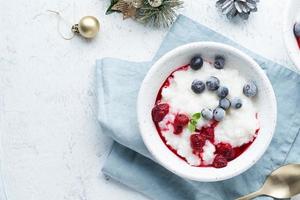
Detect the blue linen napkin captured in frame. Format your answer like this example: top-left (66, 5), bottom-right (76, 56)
top-left (97, 15), bottom-right (300, 200)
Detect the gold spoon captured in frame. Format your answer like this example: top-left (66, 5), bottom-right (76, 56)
top-left (236, 164), bottom-right (300, 200)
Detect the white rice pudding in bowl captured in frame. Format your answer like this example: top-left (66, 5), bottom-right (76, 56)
top-left (152, 56), bottom-right (259, 168)
top-left (138, 42), bottom-right (276, 181)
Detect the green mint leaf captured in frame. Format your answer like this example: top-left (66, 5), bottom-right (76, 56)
top-left (188, 122), bottom-right (196, 132)
top-left (192, 112), bottom-right (201, 120)
top-left (188, 112), bottom-right (202, 132)
top-left (190, 119), bottom-right (197, 125)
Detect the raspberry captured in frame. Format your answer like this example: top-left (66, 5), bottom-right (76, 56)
top-left (173, 125), bottom-right (183, 135)
top-left (152, 103), bottom-right (169, 122)
top-left (201, 127), bottom-right (214, 142)
top-left (172, 114), bottom-right (189, 135)
top-left (190, 134), bottom-right (206, 151)
top-left (213, 155), bottom-right (228, 168)
top-left (174, 114), bottom-right (189, 126)
top-left (216, 143), bottom-right (235, 160)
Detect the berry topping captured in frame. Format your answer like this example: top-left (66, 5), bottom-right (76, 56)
top-left (190, 56), bottom-right (204, 70)
top-left (201, 108), bottom-right (213, 120)
top-left (201, 127), bottom-right (214, 142)
top-left (297, 37), bottom-right (300, 48)
top-left (213, 107), bottom-right (225, 121)
top-left (213, 155), bottom-right (228, 168)
top-left (190, 134), bottom-right (206, 151)
top-left (219, 98), bottom-right (231, 110)
top-left (243, 81), bottom-right (257, 97)
top-left (231, 97), bottom-right (243, 109)
top-left (173, 114), bottom-right (189, 135)
top-left (294, 22), bottom-right (300, 37)
top-left (191, 80), bottom-right (205, 94)
top-left (214, 55), bottom-right (225, 69)
top-left (206, 76), bottom-right (220, 91)
top-left (217, 86), bottom-right (229, 98)
top-left (174, 114), bottom-right (189, 126)
top-left (216, 143), bottom-right (235, 160)
top-left (173, 125), bottom-right (183, 135)
top-left (151, 103), bottom-right (169, 122)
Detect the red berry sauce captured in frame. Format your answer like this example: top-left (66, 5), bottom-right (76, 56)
top-left (152, 65), bottom-right (259, 168)
top-left (297, 37), bottom-right (300, 48)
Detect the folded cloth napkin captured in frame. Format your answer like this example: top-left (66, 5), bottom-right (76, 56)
top-left (97, 15), bottom-right (300, 200)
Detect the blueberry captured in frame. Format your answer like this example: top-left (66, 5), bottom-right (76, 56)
top-left (201, 108), bottom-right (213, 120)
top-left (214, 55), bottom-right (225, 69)
top-left (217, 86), bottom-right (229, 98)
top-left (294, 22), bottom-right (300, 37)
top-left (243, 81), bottom-right (257, 97)
top-left (190, 56), bottom-right (203, 70)
top-left (191, 80), bottom-right (205, 94)
top-left (231, 97), bottom-right (243, 109)
top-left (206, 76), bottom-right (220, 91)
top-left (213, 107), bottom-right (225, 121)
top-left (219, 98), bottom-right (231, 110)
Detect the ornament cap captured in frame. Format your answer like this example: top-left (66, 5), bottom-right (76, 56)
top-left (71, 24), bottom-right (79, 33)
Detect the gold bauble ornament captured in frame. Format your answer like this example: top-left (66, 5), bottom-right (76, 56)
top-left (72, 16), bottom-right (100, 39)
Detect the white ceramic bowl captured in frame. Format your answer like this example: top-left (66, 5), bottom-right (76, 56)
top-left (283, 0), bottom-right (300, 71)
top-left (137, 42), bottom-right (277, 182)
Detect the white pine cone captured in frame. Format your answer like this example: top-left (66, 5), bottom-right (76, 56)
top-left (216, 0), bottom-right (259, 20)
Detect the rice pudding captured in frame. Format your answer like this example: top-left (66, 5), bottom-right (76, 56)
top-left (151, 55), bottom-right (259, 168)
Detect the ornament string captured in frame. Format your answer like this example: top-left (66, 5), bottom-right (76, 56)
top-left (47, 9), bottom-right (75, 40)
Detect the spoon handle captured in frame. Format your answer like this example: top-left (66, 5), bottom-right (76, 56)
top-left (235, 190), bottom-right (263, 200)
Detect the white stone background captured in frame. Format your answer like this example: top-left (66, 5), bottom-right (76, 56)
top-left (0, 0), bottom-right (299, 199)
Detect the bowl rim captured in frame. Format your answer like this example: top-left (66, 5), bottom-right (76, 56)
top-left (283, 0), bottom-right (300, 71)
top-left (137, 42), bottom-right (277, 182)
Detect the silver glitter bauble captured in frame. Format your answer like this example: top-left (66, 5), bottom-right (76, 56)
top-left (148, 0), bottom-right (163, 7)
top-left (132, 0), bottom-right (143, 8)
top-left (124, 0), bottom-right (143, 8)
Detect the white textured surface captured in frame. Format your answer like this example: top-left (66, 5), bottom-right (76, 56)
top-left (0, 0), bottom-right (299, 199)
top-left (202, 140), bottom-right (216, 165)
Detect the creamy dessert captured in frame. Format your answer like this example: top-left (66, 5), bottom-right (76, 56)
top-left (152, 55), bottom-right (259, 168)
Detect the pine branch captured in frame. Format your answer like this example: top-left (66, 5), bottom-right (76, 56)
top-left (106, 0), bottom-right (120, 14)
top-left (105, 0), bottom-right (183, 27)
top-left (136, 0), bottom-right (183, 28)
